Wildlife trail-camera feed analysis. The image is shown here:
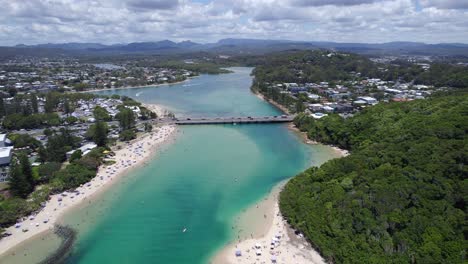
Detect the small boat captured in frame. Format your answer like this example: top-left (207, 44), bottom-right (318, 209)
top-left (182, 228), bottom-right (187, 233)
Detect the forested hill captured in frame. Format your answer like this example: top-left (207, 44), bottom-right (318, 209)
top-left (279, 94), bottom-right (467, 263)
top-left (252, 50), bottom-right (468, 88)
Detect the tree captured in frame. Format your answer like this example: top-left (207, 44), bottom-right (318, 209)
top-left (9, 134), bottom-right (41, 149)
top-left (69, 149), bottom-right (82, 162)
top-left (63, 98), bottom-right (72, 115)
top-left (9, 155), bottom-right (34, 198)
top-left (46, 129), bottom-right (78, 163)
top-left (37, 146), bottom-right (48, 162)
top-left (30, 94), bottom-right (38, 113)
top-left (44, 93), bottom-right (57, 113)
top-left (0, 98), bottom-right (5, 117)
top-left (119, 129), bottom-right (136, 141)
top-left (93, 106), bottom-right (111, 121)
top-left (116, 107), bottom-right (135, 131)
top-left (295, 100), bottom-right (305, 113)
top-left (92, 121), bottom-right (108, 147)
top-left (43, 128), bottom-right (53, 137)
top-left (19, 154), bottom-right (34, 189)
top-left (281, 95), bottom-right (467, 263)
top-left (144, 123), bottom-right (153, 132)
top-left (37, 162), bottom-right (61, 182)
top-left (7, 88), bottom-right (17, 97)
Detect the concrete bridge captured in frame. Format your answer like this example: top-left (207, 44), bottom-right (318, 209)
top-left (157, 115), bottom-right (295, 125)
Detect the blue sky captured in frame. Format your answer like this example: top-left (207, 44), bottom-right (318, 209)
top-left (0, 0), bottom-right (467, 45)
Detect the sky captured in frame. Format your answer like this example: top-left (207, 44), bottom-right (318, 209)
top-left (1, 0), bottom-right (468, 46)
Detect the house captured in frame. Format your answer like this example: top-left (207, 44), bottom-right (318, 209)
top-left (334, 104), bottom-right (354, 113)
top-left (311, 112), bottom-right (328, 119)
top-left (307, 94), bottom-right (321, 100)
top-left (385, 88), bottom-right (402, 94)
top-left (322, 106), bottom-right (335, 112)
top-left (0, 134), bottom-right (12, 147)
top-left (357, 96), bottom-right (378, 105)
top-left (289, 87), bottom-right (308, 94)
top-left (0, 146), bottom-right (14, 166)
top-left (353, 100), bottom-right (367, 105)
top-left (330, 92), bottom-right (351, 101)
top-left (66, 143), bottom-right (97, 159)
top-left (308, 103), bottom-right (323, 112)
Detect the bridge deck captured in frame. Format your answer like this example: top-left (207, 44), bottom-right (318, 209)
top-left (166, 115), bottom-right (294, 125)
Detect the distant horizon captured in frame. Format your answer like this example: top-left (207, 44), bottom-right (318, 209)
top-left (1, 1), bottom-right (468, 46)
top-left (7, 38), bottom-right (468, 47)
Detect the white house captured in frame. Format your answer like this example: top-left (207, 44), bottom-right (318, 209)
top-left (66, 143), bottom-right (98, 159)
top-left (358, 96), bottom-right (378, 105)
top-left (0, 134), bottom-right (11, 147)
top-left (0, 146), bottom-right (14, 166)
top-left (311, 112), bottom-right (328, 119)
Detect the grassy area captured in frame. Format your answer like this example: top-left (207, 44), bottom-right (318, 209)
top-left (0, 182), bottom-right (9, 192)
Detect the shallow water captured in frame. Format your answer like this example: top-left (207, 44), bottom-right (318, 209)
top-left (1, 67), bottom-right (338, 263)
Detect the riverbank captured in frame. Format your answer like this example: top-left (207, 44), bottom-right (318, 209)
top-left (211, 182), bottom-right (326, 264)
top-left (253, 91), bottom-right (291, 115)
top-left (288, 123), bottom-right (349, 157)
top-left (212, 89), bottom-right (349, 264)
top-left (79, 79), bottom-right (189, 93)
top-left (254, 90), bottom-right (349, 157)
top-left (0, 105), bottom-right (177, 258)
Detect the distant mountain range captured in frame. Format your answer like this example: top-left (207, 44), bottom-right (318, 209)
top-left (3, 38), bottom-right (468, 57)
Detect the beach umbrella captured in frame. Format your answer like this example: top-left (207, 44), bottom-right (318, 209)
top-left (256, 250), bottom-right (262, 256)
top-left (271, 256), bottom-right (277, 263)
top-left (255, 243), bottom-right (262, 248)
top-left (235, 250), bottom-right (242, 257)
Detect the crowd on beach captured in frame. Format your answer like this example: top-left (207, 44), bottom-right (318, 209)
top-left (0, 124), bottom-right (176, 257)
top-left (212, 186), bottom-right (326, 264)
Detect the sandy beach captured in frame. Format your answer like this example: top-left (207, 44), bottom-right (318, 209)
top-left (253, 91), bottom-right (291, 115)
top-left (211, 183), bottom-right (326, 264)
top-left (0, 105), bottom-right (176, 257)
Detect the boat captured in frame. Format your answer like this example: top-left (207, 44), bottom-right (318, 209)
top-left (182, 228), bottom-right (187, 233)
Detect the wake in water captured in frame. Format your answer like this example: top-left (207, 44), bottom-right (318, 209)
top-left (182, 83), bottom-right (201, 87)
top-left (136, 92), bottom-right (143, 97)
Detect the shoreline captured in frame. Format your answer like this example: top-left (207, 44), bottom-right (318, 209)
top-left (288, 123), bottom-right (349, 157)
top-left (252, 90), bottom-right (291, 115)
top-left (211, 90), bottom-right (350, 263)
top-left (253, 89), bottom-right (350, 157)
top-left (211, 144), bottom-right (349, 264)
top-left (79, 79), bottom-right (190, 93)
top-left (0, 104), bottom-right (177, 258)
top-left (210, 182), bottom-right (327, 264)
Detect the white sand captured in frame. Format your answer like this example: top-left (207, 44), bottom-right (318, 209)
top-left (143, 103), bottom-right (167, 118)
top-left (212, 184), bottom-right (326, 264)
top-left (0, 122), bottom-right (176, 256)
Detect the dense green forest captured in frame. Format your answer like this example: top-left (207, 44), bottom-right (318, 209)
top-left (252, 50), bottom-right (468, 88)
top-left (280, 94), bottom-right (467, 263)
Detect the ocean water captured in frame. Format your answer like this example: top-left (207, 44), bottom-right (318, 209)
top-left (1, 68), bottom-right (338, 263)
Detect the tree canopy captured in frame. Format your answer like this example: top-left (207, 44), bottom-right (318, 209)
top-left (280, 94), bottom-right (467, 263)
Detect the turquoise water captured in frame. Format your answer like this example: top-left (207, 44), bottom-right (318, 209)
top-left (1, 68), bottom-right (338, 263)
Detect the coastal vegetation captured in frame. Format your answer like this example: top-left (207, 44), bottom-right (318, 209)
top-left (279, 94), bottom-right (467, 263)
top-left (0, 93), bottom-right (156, 234)
top-left (252, 50), bottom-right (468, 88)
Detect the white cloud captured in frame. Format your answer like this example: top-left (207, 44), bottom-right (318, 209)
top-left (0, 0), bottom-right (467, 45)
top-left (420, 0), bottom-right (468, 9)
